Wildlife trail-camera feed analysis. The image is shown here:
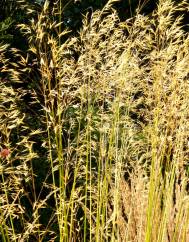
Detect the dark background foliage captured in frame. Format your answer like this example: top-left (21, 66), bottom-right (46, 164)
top-left (0, 0), bottom-right (158, 47)
top-left (2, 0), bottom-right (188, 49)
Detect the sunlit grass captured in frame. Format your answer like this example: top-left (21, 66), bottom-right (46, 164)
top-left (0, 0), bottom-right (189, 241)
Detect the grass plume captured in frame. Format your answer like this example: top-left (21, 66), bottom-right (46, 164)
top-left (0, 0), bottom-right (189, 241)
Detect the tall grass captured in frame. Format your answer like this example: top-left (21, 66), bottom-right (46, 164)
top-left (0, 0), bottom-right (189, 241)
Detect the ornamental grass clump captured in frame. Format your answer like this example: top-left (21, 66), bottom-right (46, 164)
top-left (0, 0), bottom-right (189, 241)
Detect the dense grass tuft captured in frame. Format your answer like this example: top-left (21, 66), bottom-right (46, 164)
top-left (0, 0), bottom-right (189, 241)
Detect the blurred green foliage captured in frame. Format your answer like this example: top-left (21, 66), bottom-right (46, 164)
top-left (0, 17), bottom-right (14, 42)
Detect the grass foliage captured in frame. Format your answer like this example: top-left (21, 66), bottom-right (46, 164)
top-left (0, 0), bottom-right (189, 241)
